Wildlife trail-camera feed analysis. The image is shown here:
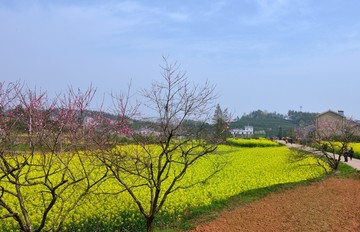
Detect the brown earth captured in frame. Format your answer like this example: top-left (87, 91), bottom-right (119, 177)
top-left (188, 177), bottom-right (360, 232)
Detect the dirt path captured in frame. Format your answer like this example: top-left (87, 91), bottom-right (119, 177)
top-left (188, 177), bottom-right (360, 232)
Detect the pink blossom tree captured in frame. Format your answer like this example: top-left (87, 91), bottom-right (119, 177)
top-left (0, 82), bottom-right (108, 232)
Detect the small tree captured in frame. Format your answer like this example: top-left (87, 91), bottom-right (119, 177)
top-left (0, 83), bottom-right (107, 232)
top-left (99, 57), bottom-right (222, 232)
top-left (212, 104), bottom-right (230, 143)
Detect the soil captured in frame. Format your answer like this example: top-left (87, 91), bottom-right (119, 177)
top-left (188, 177), bottom-right (360, 232)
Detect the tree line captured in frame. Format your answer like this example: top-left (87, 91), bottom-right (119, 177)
top-left (231, 110), bottom-right (318, 138)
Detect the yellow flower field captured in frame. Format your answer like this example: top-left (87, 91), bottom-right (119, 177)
top-left (0, 144), bottom-right (328, 231)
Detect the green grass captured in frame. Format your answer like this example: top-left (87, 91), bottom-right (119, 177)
top-left (335, 161), bottom-right (359, 176)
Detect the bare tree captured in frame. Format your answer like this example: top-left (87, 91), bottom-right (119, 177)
top-left (314, 117), bottom-right (359, 170)
top-left (0, 83), bottom-right (107, 232)
top-left (99, 57), bottom-right (222, 232)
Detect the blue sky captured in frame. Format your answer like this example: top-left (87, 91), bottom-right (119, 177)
top-left (1, 0), bottom-right (360, 119)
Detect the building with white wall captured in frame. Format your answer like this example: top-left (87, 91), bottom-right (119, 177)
top-left (230, 125), bottom-right (254, 137)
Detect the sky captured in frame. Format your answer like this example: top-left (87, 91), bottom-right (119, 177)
top-left (1, 0), bottom-right (360, 119)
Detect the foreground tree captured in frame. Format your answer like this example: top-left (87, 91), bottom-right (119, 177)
top-left (0, 83), bottom-right (107, 231)
top-left (99, 58), bottom-right (222, 232)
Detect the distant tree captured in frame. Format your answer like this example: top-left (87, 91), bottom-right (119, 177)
top-left (98, 57), bottom-right (222, 232)
top-left (231, 110), bottom-right (296, 137)
top-left (212, 104), bottom-right (230, 142)
top-left (278, 126), bottom-right (283, 139)
top-left (287, 110), bottom-right (317, 125)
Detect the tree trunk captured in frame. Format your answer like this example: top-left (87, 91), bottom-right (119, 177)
top-left (146, 216), bottom-right (155, 232)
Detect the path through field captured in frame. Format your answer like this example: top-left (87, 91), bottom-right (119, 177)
top-left (189, 143), bottom-right (360, 232)
top-left (283, 141), bottom-right (360, 170)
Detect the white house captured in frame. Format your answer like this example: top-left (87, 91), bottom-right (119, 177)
top-left (230, 125), bottom-right (254, 137)
top-left (135, 128), bottom-right (160, 136)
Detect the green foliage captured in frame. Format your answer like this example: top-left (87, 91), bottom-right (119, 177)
top-left (287, 110), bottom-right (318, 125)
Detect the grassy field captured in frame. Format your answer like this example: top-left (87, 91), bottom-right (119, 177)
top-left (0, 140), bottom-right (332, 231)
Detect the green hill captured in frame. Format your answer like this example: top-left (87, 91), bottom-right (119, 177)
top-left (230, 110), bottom-right (317, 138)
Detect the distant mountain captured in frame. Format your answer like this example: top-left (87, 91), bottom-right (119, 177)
top-left (82, 109), bottom-right (318, 138)
top-left (230, 110), bottom-right (318, 138)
